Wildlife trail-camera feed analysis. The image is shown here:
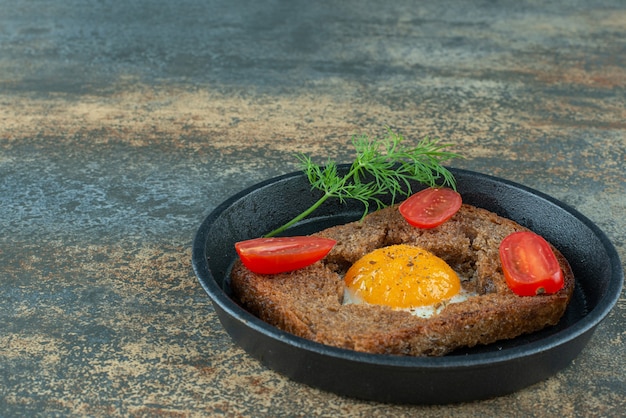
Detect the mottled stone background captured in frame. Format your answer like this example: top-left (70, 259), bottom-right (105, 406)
top-left (1, 0), bottom-right (624, 416)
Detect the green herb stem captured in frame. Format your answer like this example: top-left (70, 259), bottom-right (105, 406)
top-left (264, 193), bottom-right (331, 238)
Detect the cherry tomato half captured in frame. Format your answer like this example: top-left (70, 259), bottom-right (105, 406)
top-left (398, 187), bottom-right (462, 229)
top-left (499, 231), bottom-right (564, 296)
top-left (235, 236), bottom-right (336, 275)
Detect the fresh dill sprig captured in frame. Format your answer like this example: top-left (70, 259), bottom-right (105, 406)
top-left (264, 127), bottom-right (462, 237)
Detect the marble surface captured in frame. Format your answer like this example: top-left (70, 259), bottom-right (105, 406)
top-left (1, 0), bottom-right (624, 416)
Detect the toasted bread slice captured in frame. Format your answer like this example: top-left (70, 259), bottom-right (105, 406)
top-left (230, 204), bottom-right (575, 356)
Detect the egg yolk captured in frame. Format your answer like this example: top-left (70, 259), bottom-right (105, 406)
top-left (344, 245), bottom-right (461, 308)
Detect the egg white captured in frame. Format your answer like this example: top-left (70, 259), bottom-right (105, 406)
top-left (342, 283), bottom-right (476, 318)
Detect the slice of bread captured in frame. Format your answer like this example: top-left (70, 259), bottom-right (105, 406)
top-left (230, 204), bottom-right (575, 356)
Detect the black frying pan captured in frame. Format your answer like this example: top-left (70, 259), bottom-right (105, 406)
top-left (192, 167), bottom-right (623, 404)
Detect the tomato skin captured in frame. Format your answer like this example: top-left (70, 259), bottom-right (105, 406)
top-left (235, 236), bottom-right (336, 275)
top-left (499, 231), bottom-right (564, 296)
top-left (398, 187), bottom-right (462, 229)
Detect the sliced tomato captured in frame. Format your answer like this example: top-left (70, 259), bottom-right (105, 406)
top-left (499, 231), bottom-right (564, 296)
top-left (234, 236), bottom-right (336, 275)
top-left (398, 187), bottom-right (462, 229)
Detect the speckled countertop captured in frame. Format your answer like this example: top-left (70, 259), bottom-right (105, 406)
top-left (1, 1), bottom-right (624, 416)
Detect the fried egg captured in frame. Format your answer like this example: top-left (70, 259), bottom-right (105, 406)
top-left (343, 244), bottom-right (475, 318)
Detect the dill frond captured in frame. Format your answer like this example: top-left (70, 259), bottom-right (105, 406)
top-left (264, 128), bottom-right (462, 237)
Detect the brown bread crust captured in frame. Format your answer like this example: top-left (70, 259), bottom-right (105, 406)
top-left (230, 204), bottom-right (575, 356)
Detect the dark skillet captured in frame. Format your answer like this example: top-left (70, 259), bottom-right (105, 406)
top-left (192, 167), bottom-right (623, 404)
